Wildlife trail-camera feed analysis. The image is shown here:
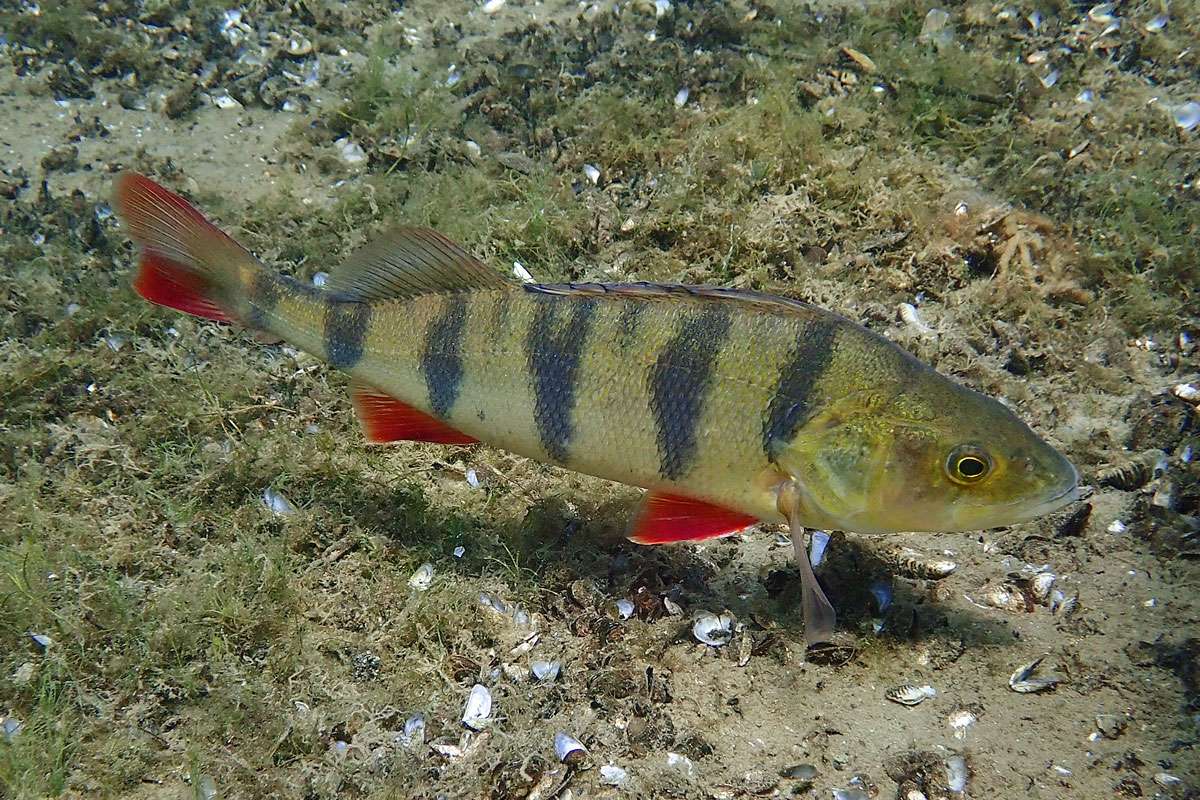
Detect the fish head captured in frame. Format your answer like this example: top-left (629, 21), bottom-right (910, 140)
top-left (773, 382), bottom-right (1080, 534)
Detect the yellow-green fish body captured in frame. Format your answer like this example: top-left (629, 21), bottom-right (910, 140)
top-left (115, 173), bottom-right (1080, 543)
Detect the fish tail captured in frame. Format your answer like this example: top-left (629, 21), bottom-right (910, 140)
top-left (113, 172), bottom-right (264, 324)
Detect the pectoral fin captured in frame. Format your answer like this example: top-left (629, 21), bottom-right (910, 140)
top-left (778, 480), bottom-right (837, 646)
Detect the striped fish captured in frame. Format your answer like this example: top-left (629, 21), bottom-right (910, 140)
top-left (114, 174), bottom-right (1080, 644)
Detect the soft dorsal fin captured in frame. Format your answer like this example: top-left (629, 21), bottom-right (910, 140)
top-left (328, 227), bottom-right (511, 301)
top-left (350, 381), bottom-right (479, 445)
top-left (628, 492), bottom-right (758, 544)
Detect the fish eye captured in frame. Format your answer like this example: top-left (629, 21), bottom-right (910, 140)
top-left (946, 445), bottom-right (992, 485)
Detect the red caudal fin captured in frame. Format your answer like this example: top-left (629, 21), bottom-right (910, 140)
top-left (351, 383), bottom-right (479, 445)
top-left (113, 172), bottom-right (259, 323)
top-left (132, 252), bottom-right (234, 322)
top-left (628, 492), bottom-right (758, 544)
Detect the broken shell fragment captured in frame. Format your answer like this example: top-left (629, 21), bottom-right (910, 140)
top-left (948, 709), bottom-right (977, 739)
top-left (614, 599), bottom-right (635, 619)
top-left (945, 755), bottom-right (969, 793)
top-left (809, 530), bottom-right (830, 567)
top-left (869, 580), bottom-right (893, 613)
top-left (884, 545), bottom-right (956, 579)
top-left (692, 611), bottom-right (736, 646)
top-left (781, 763), bottom-right (818, 781)
top-left (886, 684), bottom-right (937, 706)
top-left (409, 562), bottom-right (434, 591)
top-left (462, 684), bottom-right (492, 729)
top-left (401, 714), bottom-right (426, 747)
top-left (1009, 657), bottom-right (1061, 693)
top-left (666, 752), bottom-right (696, 779)
top-left (841, 46), bottom-right (877, 73)
top-left (262, 486), bottom-right (296, 516)
top-left (554, 731), bottom-right (588, 764)
top-left (531, 660), bottom-right (561, 682)
top-left (600, 764), bottom-right (629, 786)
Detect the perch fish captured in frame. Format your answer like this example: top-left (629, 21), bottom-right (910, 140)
top-left (113, 174), bottom-right (1081, 645)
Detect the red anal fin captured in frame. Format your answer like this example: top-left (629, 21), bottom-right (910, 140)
top-left (133, 252), bottom-right (233, 322)
top-left (628, 492), bottom-right (758, 544)
top-left (351, 384), bottom-right (479, 445)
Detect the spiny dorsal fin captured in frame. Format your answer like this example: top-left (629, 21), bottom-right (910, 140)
top-left (327, 227), bottom-right (511, 301)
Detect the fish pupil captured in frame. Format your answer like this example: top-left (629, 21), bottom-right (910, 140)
top-left (957, 456), bottom-right (986, 478)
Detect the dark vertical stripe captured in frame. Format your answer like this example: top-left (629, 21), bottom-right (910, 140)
top-left (325, 300), bottom-right (371, 369)
top-left (648, 305), bottom-right (733, 480)
top-left (421, 295), bottom-right (468, 418)
top-left (244, 271), bottom-right (283, 329)
top-left (525, 296), bottom-right (597, 462)
top-left (762, 322), bottom-right (837, 456)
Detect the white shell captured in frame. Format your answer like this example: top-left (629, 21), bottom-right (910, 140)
top-left (409, 563), bottom-right (434, 591)
top-left (311, 271), bottom-right (330, 287)
top-left (479, 593), bottom-right (508, 616)
top-left (615, 599), bottom-right (635, 619)
top-left (554, 731), bottom-right (587, 763)
top-left (482, 0), bottom-right (506, 13)
top-left (674, 87), bottom-right (690, 108)
top-left (663, 597), bottom-right (683, 616)
top-left (582, 164), bottom-right (601, 185)
top-left (1155, 773), bottom-right (1183, 788)
top-left (1087, 3), bottom-right (1116, 23)
top-left (1173, 382), bottom-right (1200, 403)
top-left (212, 92), bottom-right (242, 109)
top-left (600, 764), bottom-right (629, 786)
top-left (453, 545), bottom-right (466, 558)
top-left (1145, 13), bottom-right (1168, 31)
top-left (981, 583), bottom-right (1026, 613)
top-left (945, 755), bottom-right (968, 792)
top-left (692, 611), bottom-right (736, 646)
top-left (462, 684), bottom-right (492, 729)
top-left (1037, 68), bottom-right (1060, 89)
top-left (531, 660), bottom-right (560, 682)
top-left (512, 262), bottom-right (534, 283)
top-left (1009, 656), bottom-right (1061, 693)
top-left (1029, 572), bottom-right (1055, 604)
top-left (885, 684), bottom-right (936, 706)
top-left (1107, 519), bottom-right (1127, 534)
top-left (899, 302), bottom-right (934, 334)
top-left (465, 468), bottom-right (481, 488)
top-left (262, 487), bottom-right (296, 516)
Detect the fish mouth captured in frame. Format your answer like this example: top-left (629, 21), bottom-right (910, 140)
top-left (1002, 462), bottom-right (1083, 524)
